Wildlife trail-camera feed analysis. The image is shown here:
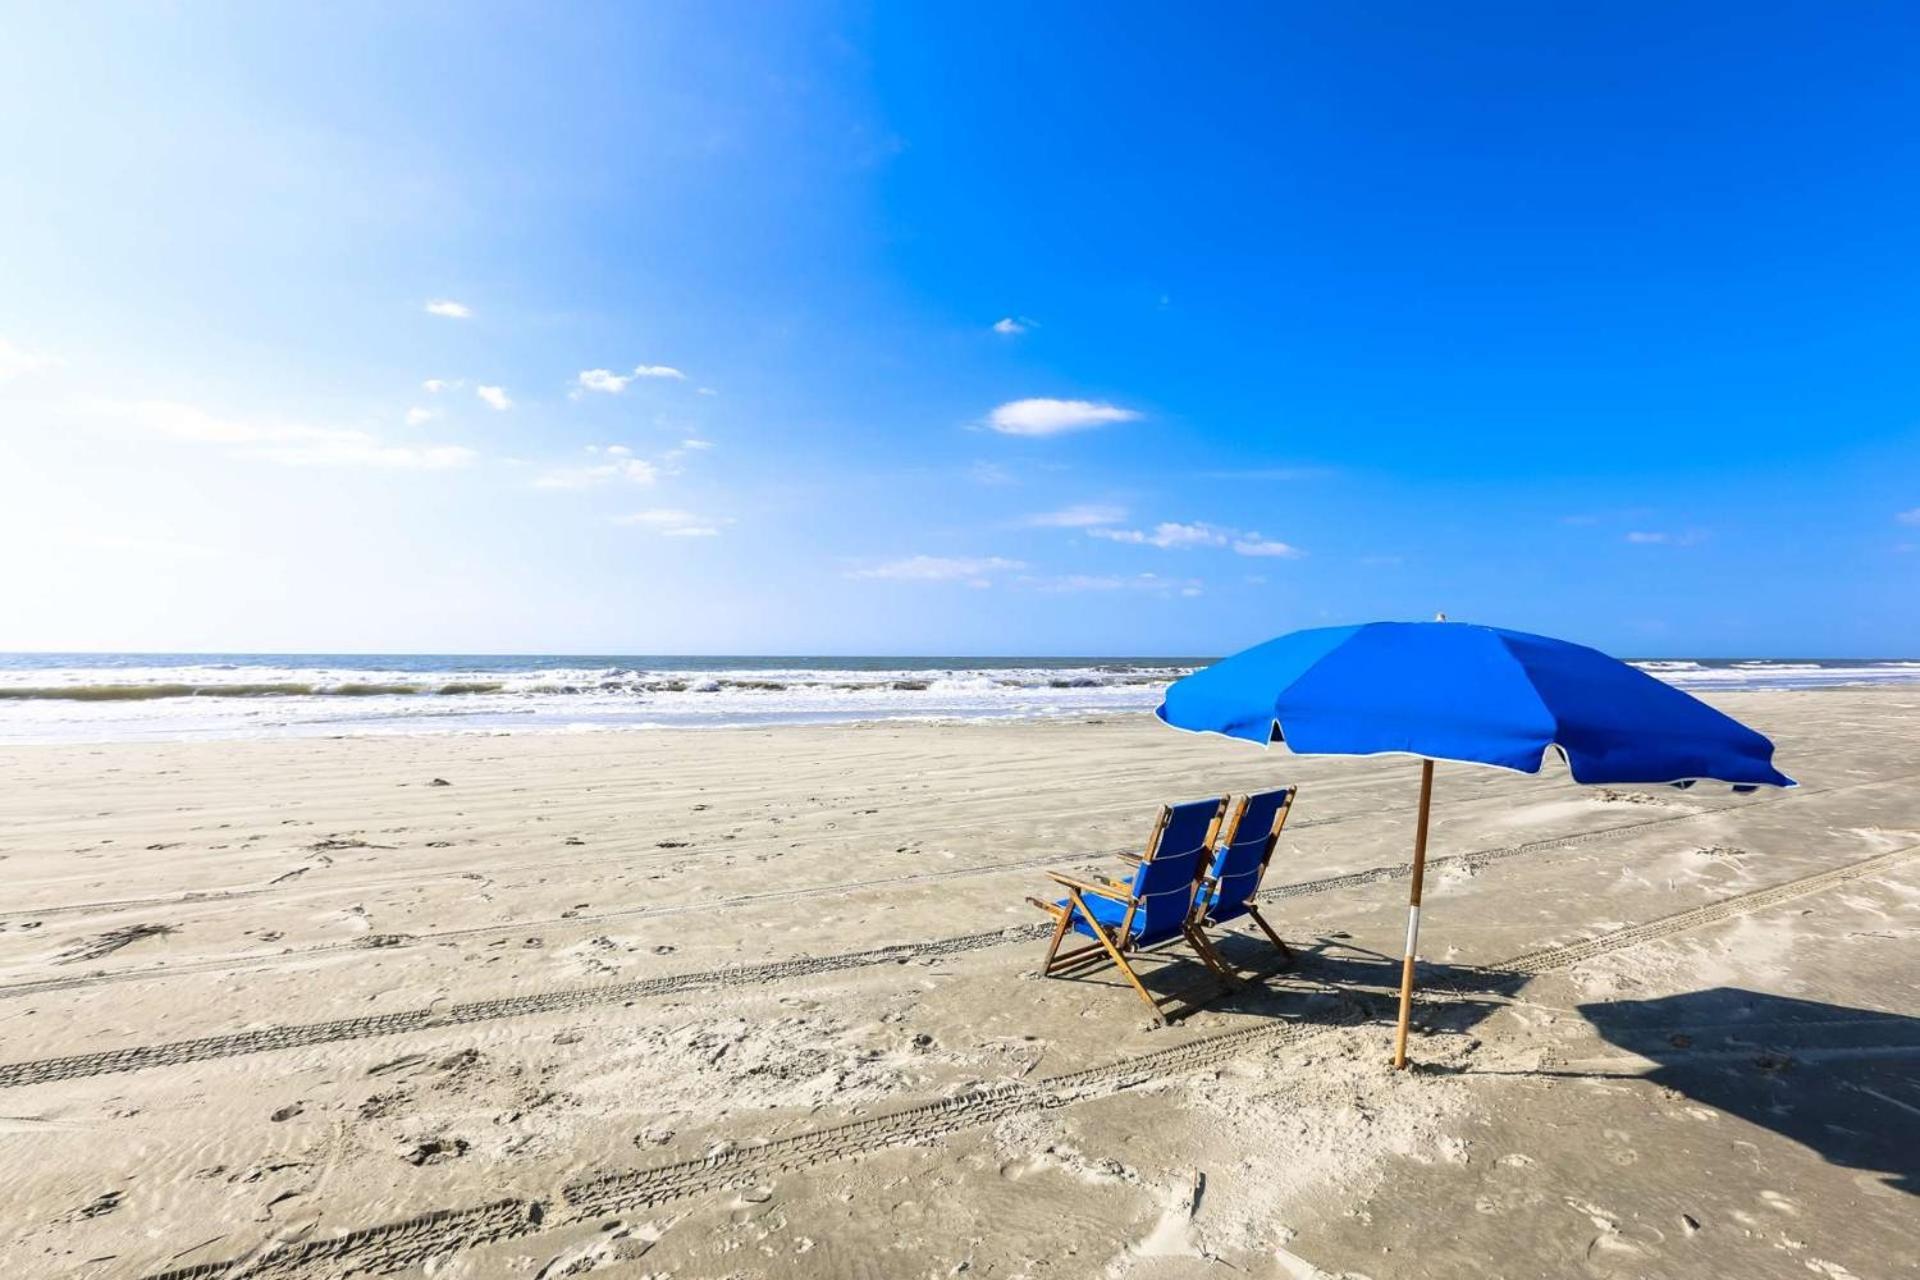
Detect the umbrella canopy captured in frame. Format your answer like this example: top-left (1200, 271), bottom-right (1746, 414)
top-left (1156, 620), bottom-right (1793, 1068)
top-left (1158, 621), bottom-right (1793, 788)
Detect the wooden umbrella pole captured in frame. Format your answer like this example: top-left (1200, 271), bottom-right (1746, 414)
top-left (1392, 758), bottom-right (1434, 1070)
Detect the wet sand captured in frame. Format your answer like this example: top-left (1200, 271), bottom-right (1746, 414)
top-left (1, 687), bottom-right (1915, 1278)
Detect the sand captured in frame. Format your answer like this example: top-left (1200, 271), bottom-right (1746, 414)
top-left (0, 687), bottom-right (1915, 1279)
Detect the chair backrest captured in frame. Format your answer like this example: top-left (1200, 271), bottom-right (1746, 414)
top-left (1125, 796), bottom-right (1226, 939)
top-left (1202, 787), bottom-right (1294, 923)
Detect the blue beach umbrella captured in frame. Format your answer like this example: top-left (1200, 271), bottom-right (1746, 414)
top-left (1156, 620), bottom-right (1793, 1069)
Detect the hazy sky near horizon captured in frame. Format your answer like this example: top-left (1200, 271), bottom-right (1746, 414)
top-left (2, 2), bottom-right (1916, 657)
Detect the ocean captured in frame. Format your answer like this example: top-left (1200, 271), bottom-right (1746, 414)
top-left (0, 653), bottom-right (1915, 745)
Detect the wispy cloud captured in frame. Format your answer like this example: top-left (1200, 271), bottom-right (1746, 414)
top-left (968, 461), bottom-right (1015, 486)
top-left (576, 368), bottom-right (632, 394)
top-left (1091, 521), bottom-right (1228, 549)
top-left (476, 385), bottom-right (512, 411)
top-left (850, 555), bottom-right (1025, 585)
top-left (614, 508), bottom-right (731, 537)
top-left (422, 378), bottom-right (462, 394)
top-left (0, 337), bottom-right (53, 380)
top-left (424, 300), bottom-right (472, 319)
top-left (1897, 508), bottom-right (1920, 526)
top-left (1625, 529), bottom-right (1707, 546)
top-left (534, 446), bottom-right (657, 490)
top-left (987, 398), bottom-right (1140, 437)
top-left (680, 438), bottom-right (713, 451)
top-left (573, 363), bottom-right (687, 397)
top-left (1091, 519), bottom-right (1306, 558)
top-left (83, 398), bottom-right (475, 469)
top-left (1019, 572), bottom-right (1203, 597)
top-left (404, 407), bottom-right (436, 427)
top-left (1023, 503), bottom-right (1126, 529)
top-left (992, 316), bottom-right (1036, 335)
top-left (1232, 535), bottom-right (1304, 558)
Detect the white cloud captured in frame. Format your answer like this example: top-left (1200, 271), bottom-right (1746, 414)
top-left (1625, 530), bottom-right (1706, 546)
top-left (0, 337), bottom-right (53, 380)
top-left (1023, 503), bottom-right (1126, 528)
top-left (422, 378), bottom-right (462, 394)
top-left (1092, 521), bottom-right (1229, 549)
top-left (850, 555), bottom-right (1025, 583)
top-left (1088, 518), bottom-right (1306, 557)
top-left (576, 368), bottom-right (631, 394)
top-left (424, 300), bottom-right (472, 319)
top-left (534, 456), bottom-right (657, 489)
top-left (476, 385), bottom-right (512, 411)
top-left (1232, 535), bottom-right (1305, 558)
top-left (405, 407), bottom-right (436, 427)
top-left (992, 316), bottom-right (1035, 335)
top-left (968, 461), bottom-right (1015, 486)
top-left (1019, 572), bottom-right (1203, 596)
top-left (697, 386), bottom-right (718, 396)
top-left (82, 398), bottom-right (475, 469)
top-left (574, 364), bottom-right (686, 396)
top-left (680, 438), bottom-right (713, 450)
top-left (614, 508), bottom-right (732, 537)
top-left (987, 397), bottom-right (1141, 436)
top-left (1896, 508), bottom-right (1920, 526)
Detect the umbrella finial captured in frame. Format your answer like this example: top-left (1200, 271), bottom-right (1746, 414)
top-left (1434, 611), bottom-right (1448, 622)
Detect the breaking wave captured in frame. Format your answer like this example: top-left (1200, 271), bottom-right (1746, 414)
top-left (0, 653), bottom-right (1913, 744)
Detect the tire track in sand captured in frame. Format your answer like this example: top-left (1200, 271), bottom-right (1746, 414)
top-left (137, 840), bottom-right (1920, 1280)
top-left (10, 769), bottom-right (1833, 1003)
top-left (0, 797), bottom-right (1788, 1088)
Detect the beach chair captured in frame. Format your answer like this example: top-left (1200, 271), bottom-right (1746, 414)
top-left (1026, 796), bottom-right (1230, 1022)
top-left (1185, 788), bottom-right (1297, 976)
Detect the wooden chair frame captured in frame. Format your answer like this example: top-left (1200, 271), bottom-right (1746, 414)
top-left (1189, 789), bottom-right (1298, 974)
top-left (1026, 799), bottom-right (1231, 1023)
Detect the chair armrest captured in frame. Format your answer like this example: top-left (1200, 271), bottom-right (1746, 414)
top-left (1116, 851), bottom-right (1144, 864)
top-left (1046, 872), bottom-right (1132, 902)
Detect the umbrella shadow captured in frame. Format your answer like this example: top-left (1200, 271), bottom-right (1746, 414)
top-left (1564, 987), bottom-right (1920, 1196)
top-left (1194, 932), bottom-right (1524, 1038)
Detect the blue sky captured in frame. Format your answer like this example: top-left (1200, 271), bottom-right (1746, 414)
top-left (1, 2), bottom-right (1915, 656)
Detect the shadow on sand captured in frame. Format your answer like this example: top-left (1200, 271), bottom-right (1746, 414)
top-left (1076, 930), bottom-right (1920, 1197)
top-left (1571, 987), bottom-right (1920, 1196)
top-left (1105, 931), bottom-right (1522, 1040)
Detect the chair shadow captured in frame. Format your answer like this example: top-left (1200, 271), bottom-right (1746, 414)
top-left (1564, 987), bottom-right (1920, 1196)
top-left (1153, 931), bottom-right (1524, 1038)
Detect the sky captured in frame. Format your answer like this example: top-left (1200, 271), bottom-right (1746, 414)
top-left (1, 2), bottom-right (1916, 658)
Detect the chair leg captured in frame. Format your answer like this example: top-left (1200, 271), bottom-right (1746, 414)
top-left (1039, 902), bottom-right (1073, 975)
top-left (1069, 890), bottom-right (1164, 1024)
top-left (1245, 905), bottom-right (1294, 966)
top-left (1186, 926), bottom-right (1240, 989)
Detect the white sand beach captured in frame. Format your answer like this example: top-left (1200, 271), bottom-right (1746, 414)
top-left (1, 687), bottom-right (1915, 1279)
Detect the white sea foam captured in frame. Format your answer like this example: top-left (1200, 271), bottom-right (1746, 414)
top-left (0, 656), bottom-right (1912, 745)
